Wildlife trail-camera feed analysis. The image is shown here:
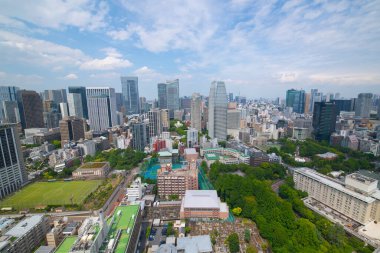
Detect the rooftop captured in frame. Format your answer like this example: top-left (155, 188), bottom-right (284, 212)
top-left (184, 148), bottom-right (197, 155)
top-left (182, 190), bottom-right (220, 209)
top-left (295, 168), bottom-right (379, 203)
top-left (55, 236), bottom-right (78, 253)
top-left (79, 162), bottom-right (108, 169)
top-left (159, 151), bottom-right (172, 157)
top-left (177, 235), bottom-right (213, 253)
top-left (107, 205), bottom-right (140, 253)
top-left (5, 215), bottom-right (44, 238)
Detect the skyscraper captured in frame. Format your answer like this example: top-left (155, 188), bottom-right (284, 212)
top-left (121, 76), bottom-right (140, 115)
top-left (115, 92), bottom-right (124, 112)
top-left (131, 122), bottom-right (148, 151)
top-left (312, 102), bottom-right (337, 141)
top-left (1, 101), bottom-right (20, 124)
top-left (191, 93), bottom-right (202, 131)
top-left (59, 102), bottom-right (69, 118)
top-left (161, 109), bottom-right (170, 131)
top-left (148, 109), bottom-right (162, 139)
top-left (86, 87), bottom-right (117, 131)
top-left (378, 102), bottom-right (380, 120)
top-left (157, 79), bottom-right (179, 118)
top-left (68, 86), bottom-right (88, 119)
top-left (355, 93), bottom-right (373, 118)
top-left (0, 124), bottom-right (27, 199)
top-left (17, 90), bottom-right (44, 129)
top-left (208, 81), bottom-right (227, 140)
top-left (43, 89), bottom-right (67, 103)
top-left (67, 93), bottom-right (84, 118)
top-left (331, 99), bottom-right (353, 114)
top-left (286, 89), bottom-right (305, 114)
top-left (309, 89), bottom-right (322, 113)
top-left (0, 86), bottom-right (19, 123)
top-left (59, 117), bottom-right (85, 147)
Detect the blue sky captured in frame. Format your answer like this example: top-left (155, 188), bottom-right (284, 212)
top-left (0, 0), bottom-right (379, 99)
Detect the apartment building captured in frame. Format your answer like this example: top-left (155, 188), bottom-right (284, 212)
top-left (157, 163), bottom-right (198, 199)
top-left (294, 168), bottom-right (380, 225)
top-left (1, 215), bottom-right (50, 253)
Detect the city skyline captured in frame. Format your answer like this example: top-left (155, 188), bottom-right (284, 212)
top-left (0, 1), bottom-right (379, 98)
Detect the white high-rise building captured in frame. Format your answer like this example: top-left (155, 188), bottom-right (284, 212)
top-left (86, 87), bottom-right (117, 131)
top-left (187, 128), bottom-right (198, 148)
top-left (148, 109), bottom-right (162, 139)
top-left (208, 81), bottom-right (227, 140)
top-left (59, 102), bottom-right (69, 118)
top-left (191, 93), bottom-right (202, 131)
top-left (67, 93), bottom-right (83, 118)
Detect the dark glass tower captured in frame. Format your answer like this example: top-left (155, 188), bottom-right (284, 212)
top-left (312, 102), bottom-right (337, 141)
top-left (121, 76), bottom-right (140, 115)
top-left (68, 86), bottom-right (88, 119)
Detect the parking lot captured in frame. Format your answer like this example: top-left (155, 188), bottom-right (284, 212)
top-left (148, 226), bottom-right (168, 247)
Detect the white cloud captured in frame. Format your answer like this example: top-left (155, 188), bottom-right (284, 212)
top-left (0, 72), bottom-right (44, 85)
top-left (64, 73), bottom-right (78, 80)
top-left (277, 72), bottom-right (299, 83)
top-left (0, 0), bottom-right (109, 31)
top-left (113, 0), bottom-right (218, 52)
top-left (80, 48), bottom-right (132, 70)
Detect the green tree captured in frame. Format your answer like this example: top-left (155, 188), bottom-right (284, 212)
top-left (232, 207), bottom-right (242, 216)
top-left (246, 246), bottom-right (258, 253)
top-left (244, 229), bottom-right (251, 243)
top-left (226, 233), bottom-right (240, 253)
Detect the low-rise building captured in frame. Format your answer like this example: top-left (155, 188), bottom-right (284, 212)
top-left (201, 148), bottom-right (250, 165)
top-left (184, 148), bottom-right (198, 163)
top-left (46, 226), bottom-right (64, 247)
top-left (180, 190), bottom-right (229, 220)
top-left (127, 177), bottom-right (143, 201)
top-left (72, 162), bottom-right (110, 179)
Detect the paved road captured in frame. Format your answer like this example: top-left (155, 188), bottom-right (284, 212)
top-left (137, 221), bottom-right (151, 253)
top-left (271, 179), bottom-right (285, 193)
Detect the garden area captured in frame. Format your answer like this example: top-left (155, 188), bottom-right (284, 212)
top-left (268, 138), bottom-right (378, 174)
top-left (209, 161), bottom-right (374, 253)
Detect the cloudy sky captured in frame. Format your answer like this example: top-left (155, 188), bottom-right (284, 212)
top-left (0, 0), bottom-right (379, 99)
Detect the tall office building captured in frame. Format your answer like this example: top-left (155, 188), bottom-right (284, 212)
top-left (331, 99), bottom-right (353, 114)
top-left (43, 111), bottom-right (61, 129)
top-left (378, 102), bottom-right (380, 120)
top-left (131, 122), bottom-right (148, 151)
top-left (312, 102), bottom-right (337, 141)
top-left (0, 124), bottom-right (27, 199)
top-left (115, 92), bottom-right (124, 112)
top-left (286, 89), bottom-right (305, 113)
top-left (0, 86), bottom-right (19, 123)
top-left (191, 93), bottom-right (202, 131)
top-left (148, 109), bottom-right (162, 139)
top-left (208, 81), bottom-right (227, 140)
top-left (121, 76), bottom-right (140, 115)
top-left (68, 86), bottom-right (88, 119)
top-left (355, 93), bottom-right (373, 118)
top-left (161, 109), bottom-right (170, 132)
top-left (43, 89), bottom-right (67, 103)
top-left (59, 117), bottom-right (85, 147)
top-left (309, 89), bottom-right (322, 113)
top-left (67, 93), bottom-right (84, 118)
top-left (17, 90), bottom-right (44, 129)
top-left (157, 79), bottom-right (179, 118)
top-left (140, 97), bottom-right (147, 113)
top-left (1, 101), bottom-right (20, 124)
top-left (304, 93), bottom-right (311, 114)
top-left (228, 93), bottom-right (234, 102)
top-left (59, 102), bottom-right (69, 118)
top-left (86, 87), bottom-right (117, 131)
top-left (180, 96), bottom-right (191, 110)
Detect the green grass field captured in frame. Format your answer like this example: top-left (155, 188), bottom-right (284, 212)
top-left (0, 180), bottom-right (102, 210)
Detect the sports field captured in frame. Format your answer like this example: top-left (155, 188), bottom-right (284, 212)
top-left (0, 180), bottom-right (102, 210)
